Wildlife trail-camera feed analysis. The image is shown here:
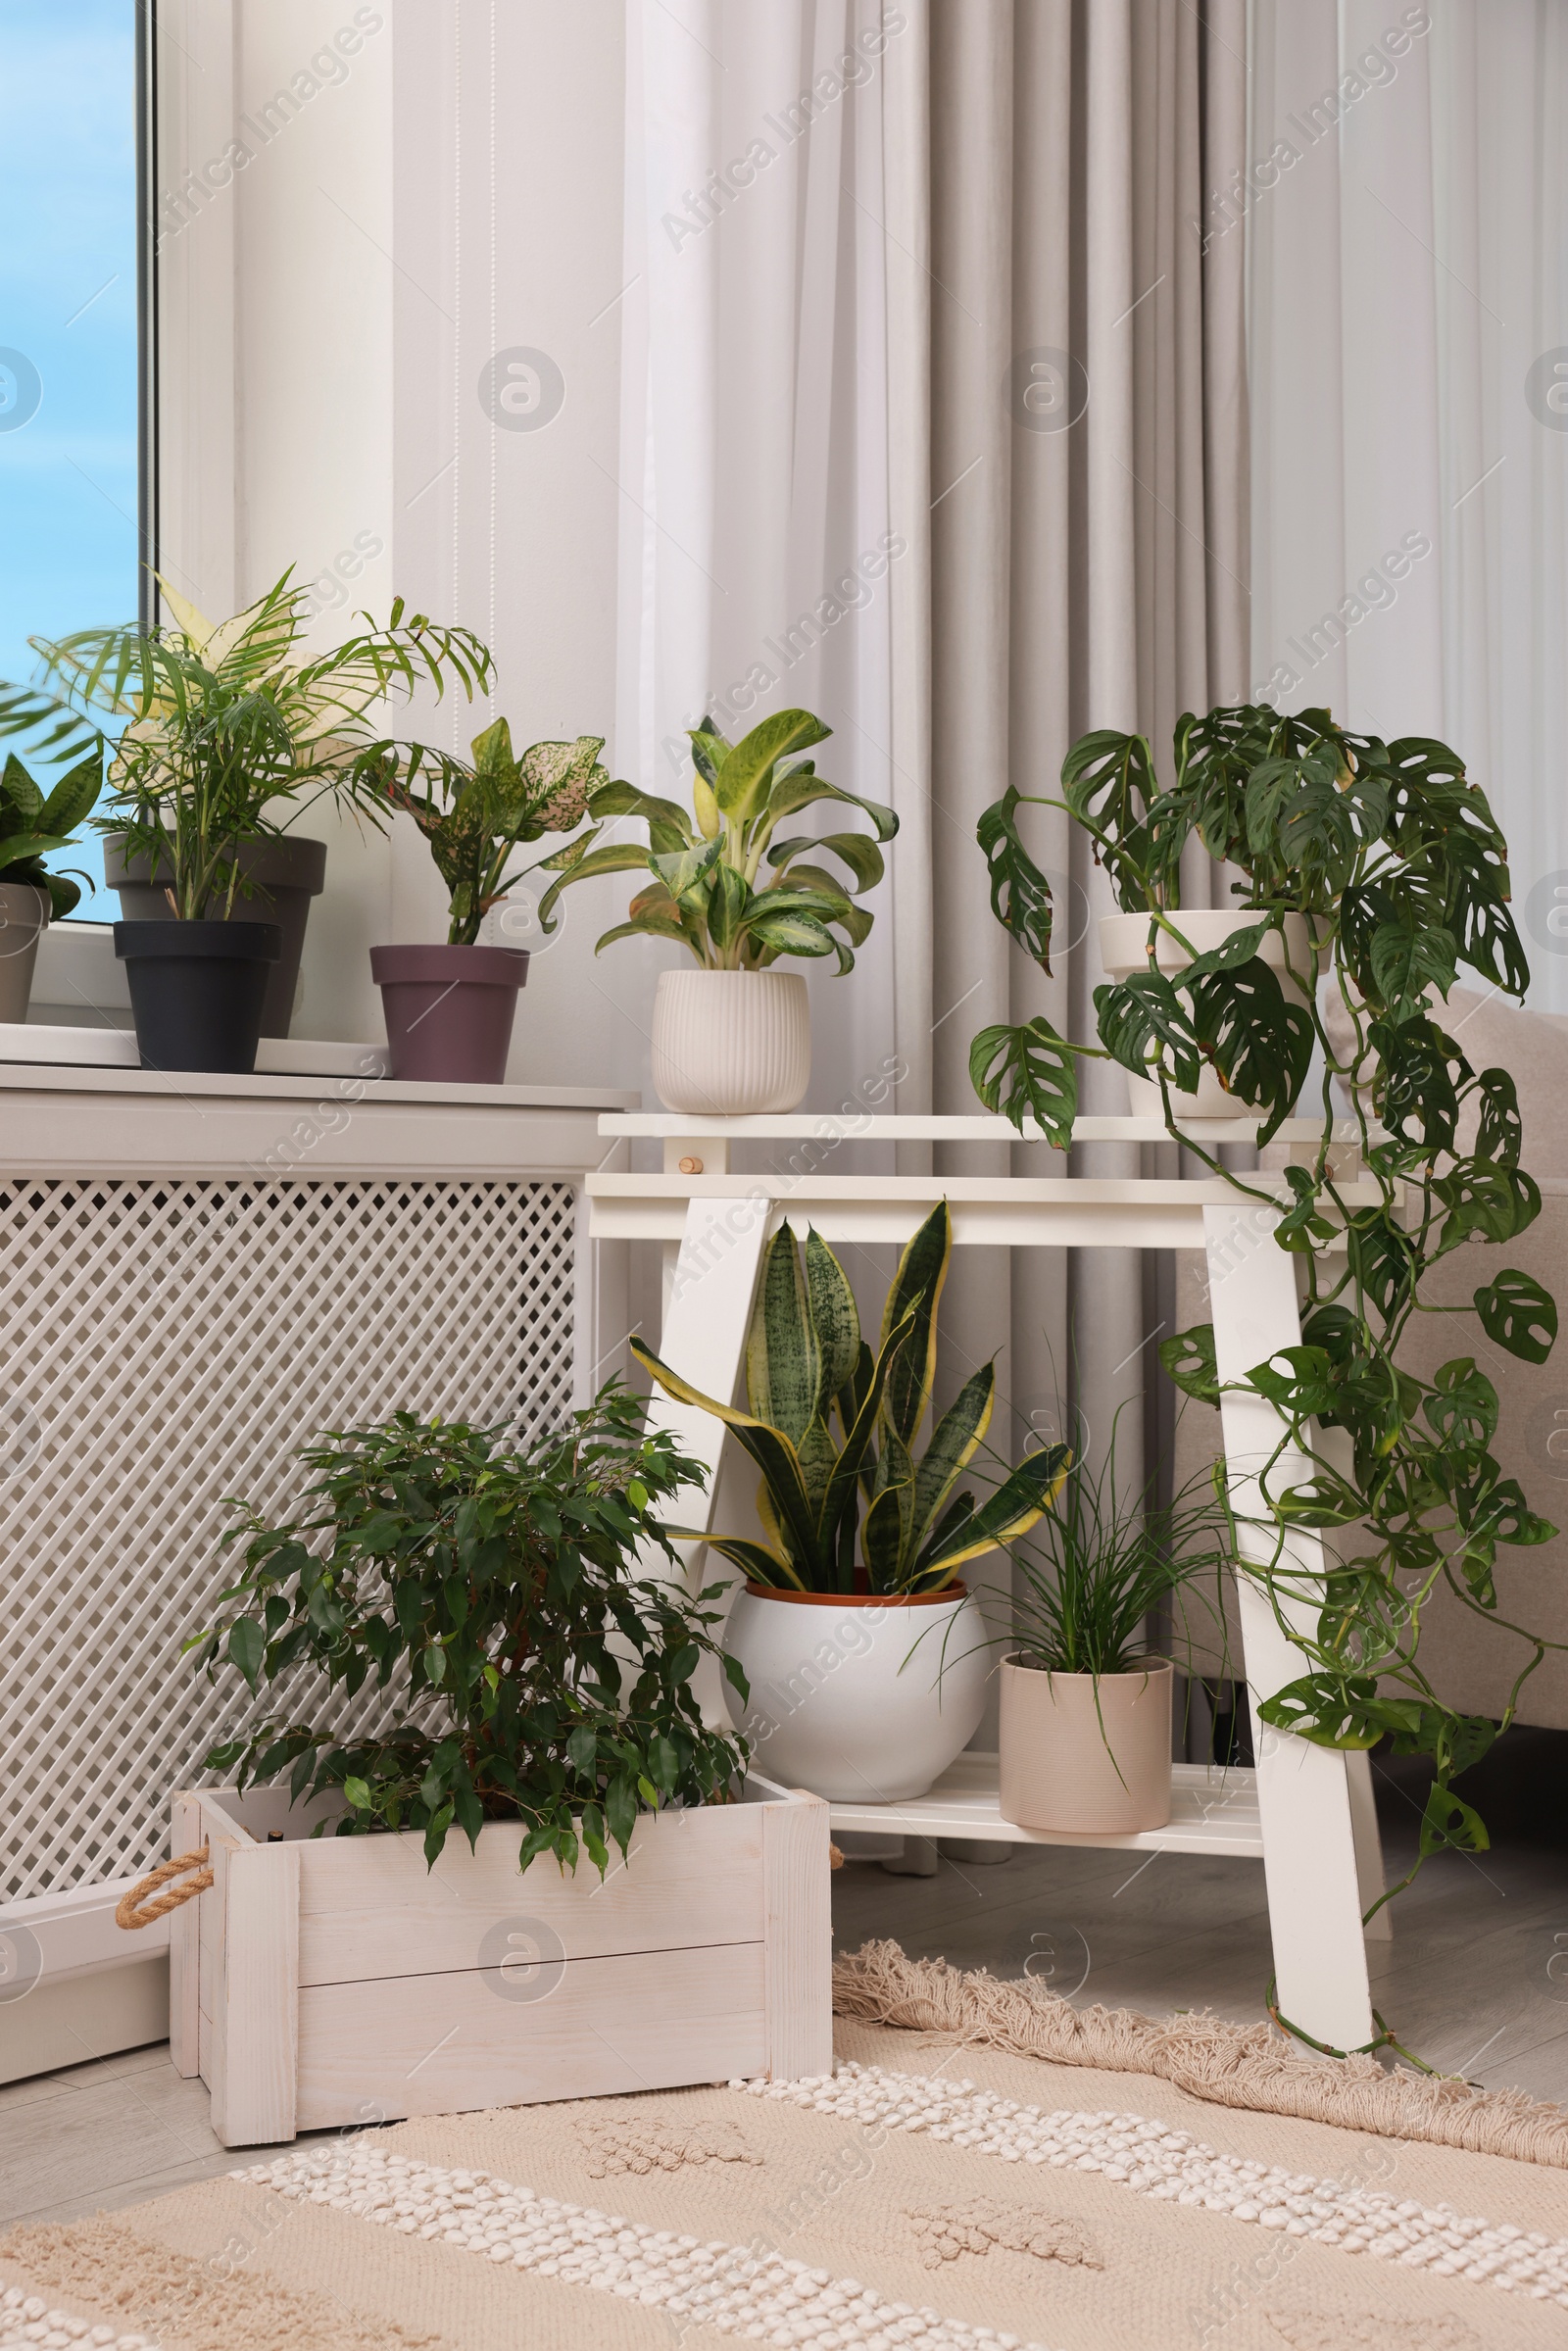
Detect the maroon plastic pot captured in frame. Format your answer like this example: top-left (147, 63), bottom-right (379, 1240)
top-left (370, 943), bottom-right (529, 1083)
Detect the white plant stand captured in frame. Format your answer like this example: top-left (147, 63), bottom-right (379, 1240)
top-left (590, 1110), bottom-right (1390, 2054)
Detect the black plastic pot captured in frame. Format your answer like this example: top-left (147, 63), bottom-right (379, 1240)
top-left (104, 834), bottom-right (326, 1038)
top-left (114, 921), bottom-right (281, 1073)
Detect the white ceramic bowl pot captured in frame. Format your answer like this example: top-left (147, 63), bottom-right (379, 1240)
top-left (651, 968), bottom-right (811, 1114)
top-left (723, 1583), bottom-right (990, 1803)
top-left (1098, 909), bottom-right (1322, 1119)
top-left (999, 1654), bottom-right (1173, 1834)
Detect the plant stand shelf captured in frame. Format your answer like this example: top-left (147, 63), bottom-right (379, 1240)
top-left (827, 1754), bottom-right (1265, 1857)
top-left (589, 1110), bottom-right (1391, 2055)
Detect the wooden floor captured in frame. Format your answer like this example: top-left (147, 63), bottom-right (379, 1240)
top-left (3, 1736), bottom-right (1566, 2232)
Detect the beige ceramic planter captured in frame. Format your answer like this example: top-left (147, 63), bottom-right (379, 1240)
top-left (998, 1653), bottom-right (1174, 1834)
top-left (0, 881), bottom-right (48, 1024)
top-left (1099, 908), bottom-right (1321, 1119)
top-left (651, 968), bottom-right (811, 1113)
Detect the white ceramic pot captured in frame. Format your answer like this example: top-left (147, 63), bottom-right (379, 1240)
top-left (1099, 908), bottom-right (1321, 1119)
top-left (723, 1583), bottom-right (991, 1803)
top-left (651, 968), bottom-right (811, 1115)
top-left (998, 1654), bottom-right (1173, 1833)
top-left (0, 882), bottom-right (48, 1025)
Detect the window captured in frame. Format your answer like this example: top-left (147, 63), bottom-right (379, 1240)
top-left (0, 0), bottom-right (145, 922)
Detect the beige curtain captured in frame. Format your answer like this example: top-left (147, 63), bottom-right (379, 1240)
top-left (884, 0), bottom-right (1250, 1518)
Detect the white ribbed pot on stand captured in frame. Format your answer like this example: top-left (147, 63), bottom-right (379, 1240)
top-left (651, 968), bottom-right (811, 1114)
top-left (1099, 909), bottom-right (1321, 1118)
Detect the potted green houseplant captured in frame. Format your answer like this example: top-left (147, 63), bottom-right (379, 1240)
top-left (361, 718), bottom-right (610, 1082)
top-left (535, 707), bottom-right (898, 1112)
top-left (991, 1414), bottom-right (1233, 1834)
top-left (0, 572), bottom-right (491, 1069)
top-left (143, 1384), bottom-right (831, 2143)
top-left (634, 1200), bottom-right (1068, 1800)
top-left (0, 745), bottom-right (102, 1022)
top-left (973, 704), bottom-right (1560, 1997)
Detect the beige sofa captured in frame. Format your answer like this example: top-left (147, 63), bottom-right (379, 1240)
top-left (1171, 988), bottom-right (1568, 1729)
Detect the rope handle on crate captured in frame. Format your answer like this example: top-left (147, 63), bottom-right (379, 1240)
top-left (116, 1846), bottom-right (213, 1931)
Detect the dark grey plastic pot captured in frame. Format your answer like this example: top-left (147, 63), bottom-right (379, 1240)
top-left (369, 943), bottom-right (529, 1083)
top-left (104, 834), bottom-right (326, 1038)
top-left (114, 920), bottom-right (281, 1073)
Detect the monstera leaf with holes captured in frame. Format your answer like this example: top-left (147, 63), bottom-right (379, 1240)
top-left (632, 1200), bottom-right (1068, 1594)
top-left (533, 706), bottom-right (897, 976)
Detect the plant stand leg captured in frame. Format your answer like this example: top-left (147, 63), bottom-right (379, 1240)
top-left (1346, 1748), bottom-right (1393, 1941)
top-left (1203, 1204), bottom-right (1377, 2053)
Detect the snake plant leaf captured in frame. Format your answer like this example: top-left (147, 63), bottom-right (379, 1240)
top-left (1474, 1267), bottom-right (1558, 1364)
top-left (911, 1488), bottom-right (977, 1579)
top-left (862, 1479), bottom-right (913, 1592)
top-left (976, 787), bottom-right (1055, 971)
top-left (814, 1308), bottom-right (917, 1551)
top-left (918, 1443), bottom-right (1071, 1575)
top-left (880, 1201), bottom-right (952, 1446)
top-left (768, 831), bottom-right (886, 893)
top-left (631, 1339), bottom-right (823, 1572)
top-left (797, 1417), bottom-right (840, 1522)
top-left (678, 1531), bottom-right (802, 1591)
top-left (35, 750), bottom-right (103, 841)
top-left (968, 1016), bottom-right (1078, 1148)
top-left (910, 1366), bottom-right (995, 1551)
top-left (747, 1224), bottom-right (822, 1445)
top-left (1095, 971), bottom-right (1201, 1096)
top-left (763, 769), bottom-right (900, 841)
top-left (713, 708), bottom-right (831, 823)
top-left (836, 1338), bottom-right (873, 1445)
top-left (805, 1227), bottom-right (860, 1409)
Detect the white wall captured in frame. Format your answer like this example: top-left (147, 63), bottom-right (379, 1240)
top-left (148, 0), bottom-right (649, 1083)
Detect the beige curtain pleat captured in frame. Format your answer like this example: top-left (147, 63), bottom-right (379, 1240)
top-left (893, 0), bottom-right (1251, 1536)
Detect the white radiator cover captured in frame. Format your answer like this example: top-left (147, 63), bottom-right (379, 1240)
top-left (0, 1173), bottom-right (580, 1908)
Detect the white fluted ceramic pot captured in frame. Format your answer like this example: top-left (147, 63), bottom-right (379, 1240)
top-left (1099, 909), bottom-right (1322, 1118)
top-left (723, 1583), bottom-right (990, 1802)
top-left (999, 1654), bottom-right (1173, 1833)
top-left (651, 968), bottom-right (811, 1114)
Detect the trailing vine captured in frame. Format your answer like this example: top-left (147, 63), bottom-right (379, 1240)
top-left (972, 704), bottom-right (1561, 1934)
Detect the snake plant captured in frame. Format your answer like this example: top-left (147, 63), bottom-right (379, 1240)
top-left (0, 747), bottom-right (103, 917)
top-left (634, 1200), bottom-right (1068, 1594)
top-left (534, 706), bottom-right (897, 973)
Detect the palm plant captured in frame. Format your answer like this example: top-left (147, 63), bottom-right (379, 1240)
top-left (534, 707), bottom-right (897, 973)
top-left (634, 1201), bottom-right (1068, 1594)
top-left (0, 572), bottom-right (493, 920)
top-left (360, 718), bottom-right (610, 946)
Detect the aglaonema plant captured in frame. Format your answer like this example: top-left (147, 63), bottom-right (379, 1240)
top-left (533, 706), bottom-right (897, 974)
top-left (190, 1383), bottom-right (749, 1876)
top-left (971, 703), bottom-right (1561, 2005)
top-left (634, 1200), bottom-right (1068, 1593)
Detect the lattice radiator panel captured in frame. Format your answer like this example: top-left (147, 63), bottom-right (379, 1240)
top-left (0, 1176), bottom-right (579, 1903)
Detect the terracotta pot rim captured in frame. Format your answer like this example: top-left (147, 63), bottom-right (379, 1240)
top-left (1003, 1651), bottom-right (1175, 1680)
top-left (742, 1580), bottom-right (968, 1608)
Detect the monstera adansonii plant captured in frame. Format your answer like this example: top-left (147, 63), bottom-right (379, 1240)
top-left (971, 704), bottom-right (1560, 1969)
top-left (634, 1200), bottom-right (1068, 1593)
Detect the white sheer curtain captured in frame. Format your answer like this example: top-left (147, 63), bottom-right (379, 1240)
top-left (1248, 0), bottom-right (1568, 1008)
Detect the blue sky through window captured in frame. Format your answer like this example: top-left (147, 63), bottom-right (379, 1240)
top-left (0, 0), bottom-right (138, 922)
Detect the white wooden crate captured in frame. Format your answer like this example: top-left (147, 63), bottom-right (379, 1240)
top-left (169, 1777), bottom-right (832, 2147)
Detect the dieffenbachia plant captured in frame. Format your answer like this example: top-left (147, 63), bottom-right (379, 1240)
top-left (634, 1200), bottom-right (1068, 1594)
top-left (972, 704), bottom-right (1560, 1948)
top-left (534, 707), bottom-right (897, 974)
top-left (363, 719), bottom-right (612, 946)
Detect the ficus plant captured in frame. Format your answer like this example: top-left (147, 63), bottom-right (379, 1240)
top-left (635, 1200), bottom-right (1068, 1594)
top-left (359, 719), bottom-right (611, 946)
top-left (534, 706), bottom-right (898, 973)
top-left (190, 1384), bottom-right (750, 1876)
top-left (0, 571), bottom-right (492, 920)
top-left (972, 703), bottom-right (1561, 1978)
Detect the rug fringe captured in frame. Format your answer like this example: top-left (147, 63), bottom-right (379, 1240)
top-left (831, 1939), bottom-right (1568, 2169)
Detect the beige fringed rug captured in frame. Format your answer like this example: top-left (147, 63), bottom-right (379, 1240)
top-left (4, 1948), bottom-right (1568, 2351)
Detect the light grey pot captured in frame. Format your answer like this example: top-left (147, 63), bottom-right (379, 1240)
top-left (0, 882), bottom-right (49, 1023)
top-left (998, 1653), bottom-right (1174, 1834)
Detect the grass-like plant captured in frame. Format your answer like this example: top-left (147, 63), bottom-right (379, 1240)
top-left (0, 572), bottom-right (493, 920)
top-left (191, 1384), bottom-right (749, 1875)
top-left (534, 707), bottom-right (897, 973)
top-left (635, 1201), bottom-right (1068, 1593)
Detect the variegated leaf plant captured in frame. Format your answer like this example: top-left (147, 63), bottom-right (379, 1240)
top-left (633, 1200), bottom-right (1068, 1595)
